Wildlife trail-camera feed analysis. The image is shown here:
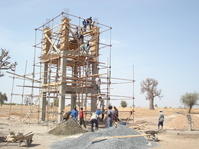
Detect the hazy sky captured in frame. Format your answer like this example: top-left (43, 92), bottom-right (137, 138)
top-left (0, 0), bottom-right (199, 108)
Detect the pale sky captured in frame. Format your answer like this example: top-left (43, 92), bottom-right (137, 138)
top-left (0, 0), bottom-right (199, 108)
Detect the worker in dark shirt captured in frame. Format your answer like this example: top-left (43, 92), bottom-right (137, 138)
top-left (158, 111), bottom-right (164, 130)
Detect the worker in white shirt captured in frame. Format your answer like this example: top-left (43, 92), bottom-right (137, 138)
top-left (90, 112), bottom-right (98, 132)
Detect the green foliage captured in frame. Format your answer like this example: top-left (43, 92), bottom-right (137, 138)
top-left (120, 100), bottom-right (127, 108)
top-left (181, 92), bottom-right (199, 113)
top-left (0, 48), bottom-right (17, 77)
top-left (0, 92), bottom-right (7, 106)
top-left (4, 103), bottom-right (16, 105)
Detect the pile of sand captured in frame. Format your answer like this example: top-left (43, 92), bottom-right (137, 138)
top-left (166, 115), bottom-right (188, 130)
top-left (49, 118), bottom-right (86, 136)
top-left (192, 115), bottom-right (199, 130)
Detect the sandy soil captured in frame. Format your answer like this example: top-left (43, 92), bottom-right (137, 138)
top-left (154, 131), bottom-right (199, 149)
top-left (0, 117), bottom-right (66, 149)
top-left (0, 105), bottom-right (199, 149)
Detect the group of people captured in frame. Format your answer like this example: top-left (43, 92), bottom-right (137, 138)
top-left (88, 105), bottom-right (120, 131)
top-left (63, 105), bottom-right (120, 132)
top-left (73, 17), bottom-right (96, 55)
top-left (82, 17), bottom-right (94, 31)
top-left (63, 107), bottom-right (165, 132)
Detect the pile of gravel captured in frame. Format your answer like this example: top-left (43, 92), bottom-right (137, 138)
top-left (51, 125), bottom-right (150, 149)
top-left (49, 118), bottom-right (86, 136)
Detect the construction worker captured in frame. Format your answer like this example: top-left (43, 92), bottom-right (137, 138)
top-left (158, 111), bottom-right (164, 130)
top-left (95, 77), bottom-right (101, 94)
top-left (82, 19), bottom-right (87, 31)
top-left (70, 107), bottom-right (78, 121)
top-left (113, 106), bottom-right (120, 127)
top-left (86, 17), bottom-right (93, 30)
top-left (106, 105), bottom-right (114, 128)
top-left (80, 42), bottom-right (90, 55)
top-left (97, 96), bottom-right (105, 121)
top-left (63, 111), bottom-right (71, 121)
top-left (90, 112), bottom-right (98, 132)
top-left (96, 108), bottom-right (102, 122)
top-left (79, 107), bottom-right (86, 128)
top-left (74, 27), bottom-right (79, 39)
top-left (79, 34), bottom-right (84, 44)
top-left (85, 41), bottom-right (90, 54)
top-left (91, 21), bottom-right (95, 28)
top-left (98, 96), bottom-right (104, 108)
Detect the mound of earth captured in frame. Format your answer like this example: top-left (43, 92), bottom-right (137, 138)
top-left (49, 118), bottom-right (86, 136)
top-left (166, 114), bottom-right (199, 130)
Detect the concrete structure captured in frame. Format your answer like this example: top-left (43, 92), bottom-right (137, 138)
top-left (7, 12), bottom-right (136, 124)
top-left (35, 12), bottom-right (111, 122)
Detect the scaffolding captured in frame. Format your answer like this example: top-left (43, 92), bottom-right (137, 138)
top-left (7, 12), bottom-right (135, 123)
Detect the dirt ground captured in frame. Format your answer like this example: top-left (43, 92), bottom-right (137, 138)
top-left (153, 131), bottom-right (199, 149)
top-left (0, 105), bottom-right (199, 149)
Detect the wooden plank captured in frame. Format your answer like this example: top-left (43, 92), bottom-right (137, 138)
top-left (7, 71), bottom-right (41, 83)
top-left (92, 134), bottom-right (149, 143)
top-left (45, 34), bottom-right (60, 53)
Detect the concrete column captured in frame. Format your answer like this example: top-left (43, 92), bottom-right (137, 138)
top-left (71, 65), bottom-right (77, 110)
top-left (40, 62), bottom-right (48, 121)
top-left (91, 63), bottom-right (98, 112)
top-left (71, 94), bottom-right (77, 109)
top-left (57, 17), bottom-right (69, 122)
top-left (91, 27), bottom-right (100, 112)
top-left (58, 51), bottom-right (67, 122)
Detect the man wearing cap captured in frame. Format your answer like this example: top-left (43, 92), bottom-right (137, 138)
top-left (158, 111), bottom-right (164, 130)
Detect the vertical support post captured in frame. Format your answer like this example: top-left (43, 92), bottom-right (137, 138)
top-left (40, 62), bottom-right (48, 121)
top-left (132, 65), bottom-right (135, 123)
top-left (58, 51), bottom-right (67, 122)
top-left (40, 27), bottom-right (51, 121)
top-left (91, 26), bottom-right (100, 112)
top-left (71, 65), bottom-right (77, 109)
top-left (91, 63), bottom-right (98, 112)
top-left (58, 17), bottom-right (69, 122)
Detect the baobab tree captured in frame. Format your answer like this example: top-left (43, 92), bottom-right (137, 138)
top-left (0, 48), bottom-right (17, 77)
top-left (141, 78), bottom-right (162, 110)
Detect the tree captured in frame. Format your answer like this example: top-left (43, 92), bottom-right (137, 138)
top-left (181, 92), bottom-right (199, 113)
top-left (120, 100), bottom-right (127, 108)
top-left (0, 92), bottom-right (8, 106)
top-left (0, 48), bottom-right (17, 77)
top-left (141, 78), bottom-right (162, 110)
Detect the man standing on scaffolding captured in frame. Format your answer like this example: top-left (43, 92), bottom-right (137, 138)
top-left (86, 17), bottom-right (93, 30)
top-left (82, 19), bottom-right (87, 31)
top-left (97, 95), bottom-right (105, 121)
top-left (80, 41), bottom-right (90, 55)
top-left (95, 76), bottom-right (101, 94)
